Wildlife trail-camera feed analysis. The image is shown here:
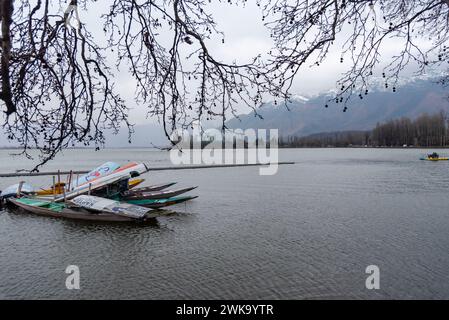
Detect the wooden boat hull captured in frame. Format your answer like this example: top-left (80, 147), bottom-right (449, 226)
top-left (122, 186), bottom-right (198, 201)
top-left (46, 163), bottom-right (148, 202)
top-left (1, 183), bottom-right (35, 199)
top-left (126, 196), bottom-right (198, 208)
top-left (129, 182), bottom-right (177, 193)
top-left (128, 179), bottom-right (145, 189)
top-left (8, 198), bottom-right (169, 222)
top-left (36, 182), bottom-right (66, 196)
top-left (37, 179), bottom-right (145, 196)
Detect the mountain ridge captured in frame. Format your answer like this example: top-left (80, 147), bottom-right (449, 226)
top-left (226, 78), bottom-right (449, 138)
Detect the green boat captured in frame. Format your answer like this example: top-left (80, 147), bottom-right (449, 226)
top-left (8, 197), bottom-right (171, 222)
top-left (8, 193), bottom-right (198, 222)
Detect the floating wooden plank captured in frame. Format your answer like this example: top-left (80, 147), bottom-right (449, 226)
top-left (0, 162), bottom-right (295, 177)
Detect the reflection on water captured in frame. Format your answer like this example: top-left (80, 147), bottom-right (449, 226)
top-left (1, 148), bottom-right (449, 299)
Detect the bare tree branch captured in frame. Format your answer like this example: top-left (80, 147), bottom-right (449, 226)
top-left (0, 0), bottom-right (15, 115)
top-left (261, 0), bottom-right (449, 109)
top-left (1, 0), bottom-right (448, 170)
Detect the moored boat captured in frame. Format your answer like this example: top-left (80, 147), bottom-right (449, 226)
top-left (8, 197), bottom-right (172, 222)
top-left (129, 182), bottom-right (177, 193)
top-left (2, 161), bottom-right (199, 218)
top-left (36, 178), bottom-right (146, 196)
top-left (36, 163), bottom-right (148, 202)
top-left (128, 179), bottom-right (146, 189)
top-left (124, 195), bottom-right (198, 208)
top-left (0, 183), bottom-right (35, 199)
top-left (121, 186), bottom-right (198, 201)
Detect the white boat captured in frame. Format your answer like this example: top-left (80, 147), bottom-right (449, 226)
top-left (0, 182), bottom-right (35, 199)
top-left (72, 161), bottom-right (121, 188)
top-left (39, 163), bottom-right (149, 202)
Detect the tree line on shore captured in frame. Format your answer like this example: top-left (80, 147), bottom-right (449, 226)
top-left (279, 111), bottom-right (449, 148)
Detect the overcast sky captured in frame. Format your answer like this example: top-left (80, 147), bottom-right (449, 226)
top-left (77, 1), bottom-right (426, 125)
top-left (2, 1), bottom-right (436, 130)
top-left (81, 1), bottom-right (362, 125)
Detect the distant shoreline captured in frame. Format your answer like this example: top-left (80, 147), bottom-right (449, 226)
top-left (1, 146), bottom-right (449, 151)
top-left (278, 146), bottom-right (449, 149)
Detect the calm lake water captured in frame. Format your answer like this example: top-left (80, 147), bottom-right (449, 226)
top-left (1, 148), bottom-right (449, 299)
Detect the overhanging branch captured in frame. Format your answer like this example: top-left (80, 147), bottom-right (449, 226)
top-left (0, 0), bottom-right (15, 115)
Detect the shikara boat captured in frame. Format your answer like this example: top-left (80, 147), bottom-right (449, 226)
top-left (128, 179), bottom-right (145, 189)
top-left (36, 182), bottom-right (66, 196)
top-left (36, 178), bottom-right (146, 196)
top-left (121, 186), bottom-right (198, 201)
top-left (8, 196), bottom-right (171, 222)
top-left (32, 184), bottom-right (197, 208)
top-left (38, 163), bottom-right (149, 202)
top-left (124, 195), bottom-right (198, 208)
top-left (129, 182), bottom-right (177, 193)
top-left (3, 161), bottom-right (198, 220)
top-left (0, 183), bottom-right (35, 199)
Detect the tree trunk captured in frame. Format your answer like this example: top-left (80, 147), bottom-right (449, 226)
top-left (0, 0), bottom-right (15, 115)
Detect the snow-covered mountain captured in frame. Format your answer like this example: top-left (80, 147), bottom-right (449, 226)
top-left (226, 77), bottom-right (449, 137)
